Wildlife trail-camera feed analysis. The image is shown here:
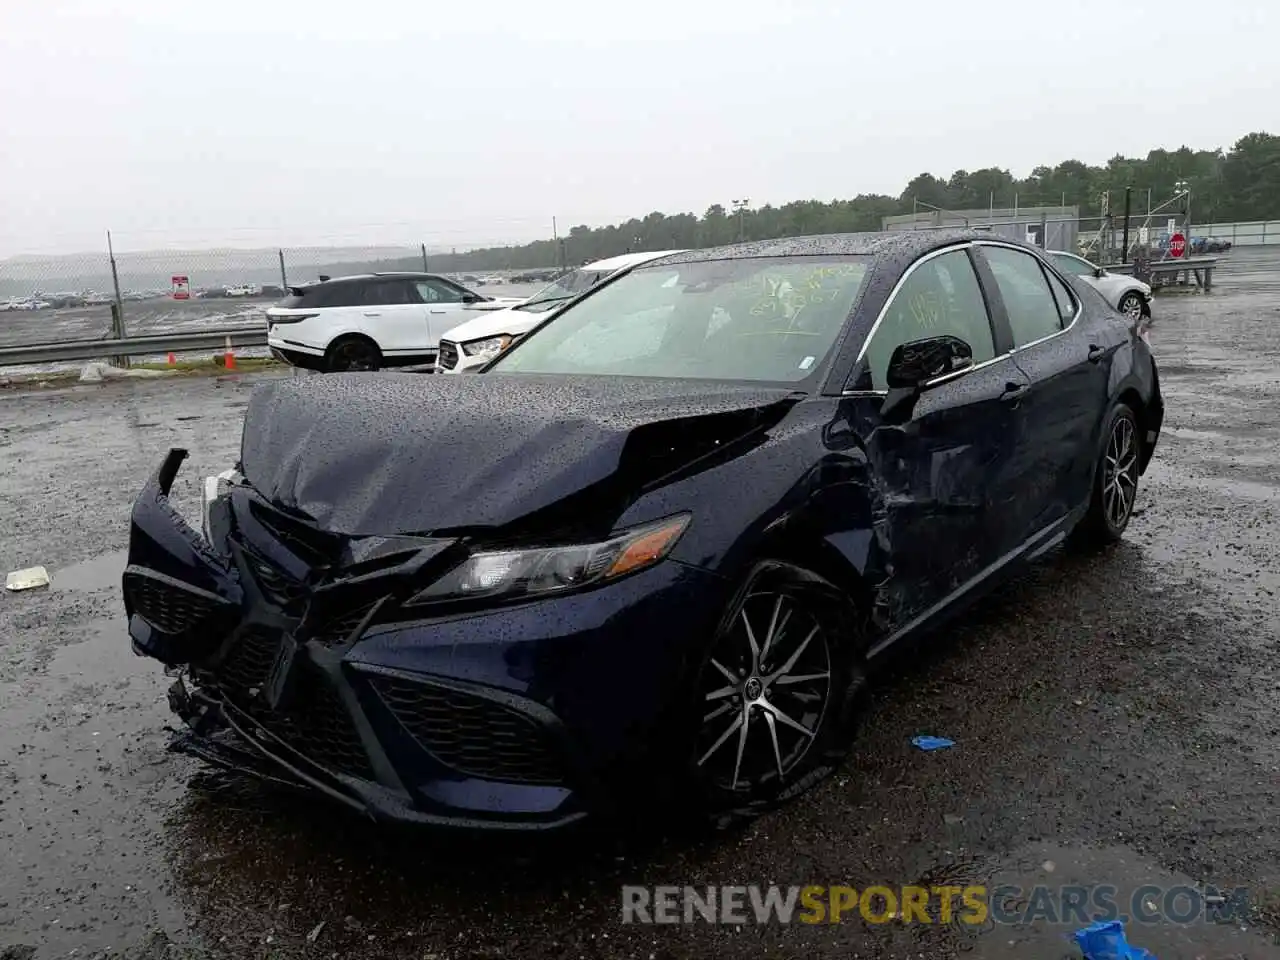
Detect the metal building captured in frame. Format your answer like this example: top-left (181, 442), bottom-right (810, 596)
top-left (882, 205), bottom-right (1079, 253)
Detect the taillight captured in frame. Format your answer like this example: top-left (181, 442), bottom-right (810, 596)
top-left (265, 312), bottom-right (318, 324)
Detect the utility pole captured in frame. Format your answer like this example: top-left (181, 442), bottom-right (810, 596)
top-left (732, 199), bottom-right (749, 242)
top-left (420, 243), bottom-right (429, 272)
top-left (107, 230), bottom-right (129, 369)
top-left (1121, 186), bottom-right (1132, 264)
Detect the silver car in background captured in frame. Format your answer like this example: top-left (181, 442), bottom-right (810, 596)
top-left (1048, 250), bottom-right (1152, 321)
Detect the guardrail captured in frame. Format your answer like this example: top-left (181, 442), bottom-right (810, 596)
top-left (0, 328), bottom-right (267, 367)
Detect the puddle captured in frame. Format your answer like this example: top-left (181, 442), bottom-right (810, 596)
top-left (962, 844), bottom-right (1280, 959)
top-left (53, 549), bottom-right (128, 593)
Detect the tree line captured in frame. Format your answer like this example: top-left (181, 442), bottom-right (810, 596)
top-left (416, 131), bottom-right (1278, 273)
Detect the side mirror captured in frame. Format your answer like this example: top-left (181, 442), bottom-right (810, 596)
top-left (460, 293), bottom-right (483, 304)
top-left (885, 335), bottom-right (974, 390)
top-left (1094, 266), bottom-right (1106, 278)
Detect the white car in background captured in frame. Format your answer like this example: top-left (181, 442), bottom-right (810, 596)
top-left (266, 272), bottom-right (523, 372)
top-left (1047, 250), bottom-right (1152, 320)
top-left (435, 250), bottom-right (685, 373)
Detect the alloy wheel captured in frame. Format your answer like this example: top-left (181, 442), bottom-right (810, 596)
top-left (1103, 414), bottom-right (1139, 530)
top-left (1119, 293), bottom-right (1144, 321)
top-left (695, 590), bottom-right (832, 792)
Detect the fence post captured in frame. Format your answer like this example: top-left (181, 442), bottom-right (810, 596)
top-left (107, 230), bottom-right (129, 369)
top-left (278, 249), bottom-right (288, 292)
top-left (1039, 212), bottom-right (1047, 248)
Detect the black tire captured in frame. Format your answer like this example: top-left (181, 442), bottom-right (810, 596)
top-left (1070, 402), bottom-right (1141, 548)
top-left (1117, 291), bottom-right (1145, 321)
top-left (683, 560), bottom-right (867, 828)
top-left (325, 335), bottom-right (382, 372)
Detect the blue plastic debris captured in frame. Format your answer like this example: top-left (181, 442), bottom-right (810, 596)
top-left (1073, 920), bottom-right (1158, 960)
top-left (911, 735), bottom-right (955, 751)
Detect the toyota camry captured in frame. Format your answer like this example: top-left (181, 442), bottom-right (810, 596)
top-left (122, 230), bottom-right (1162, 830)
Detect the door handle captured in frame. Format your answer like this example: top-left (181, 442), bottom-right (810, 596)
top-left (430, 309), bottom-right (447, 314)
top-left (1087, 344), bottom-right (1105, 363)
top-left (363, 311), bottom-right (381, 317)
top-left (999, 381), bottom-right (1026, 404)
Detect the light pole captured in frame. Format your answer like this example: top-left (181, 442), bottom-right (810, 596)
top-left (732, 198), bottom-right (750, 242)
top-left (1174, 179), bottom-right (1191, 247)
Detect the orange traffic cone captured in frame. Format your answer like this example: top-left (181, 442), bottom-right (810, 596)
top-left (223, 336), bottom-right (236, 371)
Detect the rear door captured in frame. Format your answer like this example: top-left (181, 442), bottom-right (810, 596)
top-left (359, 279), bottom-right (428, 356)
top-left (849, 245), bottom-right (1029, 630)
top-left (973, 243), bottom-right (1115, 532)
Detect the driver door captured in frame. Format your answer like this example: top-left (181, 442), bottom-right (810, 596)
top-left (847, 246), bottom-right (1028, 630)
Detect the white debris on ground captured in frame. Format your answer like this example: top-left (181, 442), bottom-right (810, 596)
top-left (5, 566), bottom-right (51, 591)
top-left (78, 361), bottom-right (176, 383)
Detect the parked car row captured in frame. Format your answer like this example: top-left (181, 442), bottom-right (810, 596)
top-left (126, 229), bottom-right (1163, 832)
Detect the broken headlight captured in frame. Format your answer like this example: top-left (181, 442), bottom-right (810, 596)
top-left (201, 468), bottom-right (242, 544)
top-left (406, 514), bottom-right (690, 606)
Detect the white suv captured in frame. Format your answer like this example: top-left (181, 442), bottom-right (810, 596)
top-left (435, 250), bottom-right (685, 373)
top-left (266, 272), bottom-right (523, 372)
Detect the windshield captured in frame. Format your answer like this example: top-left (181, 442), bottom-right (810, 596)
top-left (492, 256), bottom-right (871, 383)
top-left (516, 266), bottom-right (612, 313)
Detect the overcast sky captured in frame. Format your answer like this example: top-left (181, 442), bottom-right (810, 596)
top-left (1, 0), bottom-right (1274, 256)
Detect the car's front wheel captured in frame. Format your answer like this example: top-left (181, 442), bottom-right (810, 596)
top-left (1117, 291), bottom-right (1145, 321)
top-left (686, 561), bottom-right (865, 825)
top-left (1071, 402), bottom-right (1141, 547)
top-left (325, 335), bottom-right (382, 372)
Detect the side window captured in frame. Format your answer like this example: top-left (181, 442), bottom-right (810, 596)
top-left (982, 246), bottom-right (1064, 347)
top-left (1050, 253), bottom-right (1096, 278)
top-left (860, 249), bottom-right (995, 391)
top-left (309, 283), bottom-right (360, 308)
top-left (415, 279), bottom-right (465, 304)
top-left (1042, 267), bottom-right (1077, 325)
top-left (360, 280), bottom-right (413, 306)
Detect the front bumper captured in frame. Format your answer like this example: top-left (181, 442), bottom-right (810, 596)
top-left (123, 450), bottom-right (728, 829)
top-left (435, 339), bottom-right (487, 374)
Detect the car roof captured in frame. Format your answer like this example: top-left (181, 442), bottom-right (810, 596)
top-left (309, 272), bottom-right (452, 285)
top-left (580, 250), bottom-right (687, 273)
top-left (643, 229), bottom-right (1036, 269)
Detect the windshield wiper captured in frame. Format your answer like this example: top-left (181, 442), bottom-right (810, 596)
top-left (513, 295), bottom-right (575, 312)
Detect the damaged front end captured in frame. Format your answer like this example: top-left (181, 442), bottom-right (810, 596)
top-left (124, 449), bottom-right (596, 829)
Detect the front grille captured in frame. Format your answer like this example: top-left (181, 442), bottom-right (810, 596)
top-left (124, 571), bottom-right (220, 634)
top-left (309, 602), bottom-right (378, 647)
top-left (370, 676), bottom-right (563, 785)
top-left (438, 340), bottom-right (459, 370)
top-left (247, 668), bottom-right (374, 781)
top-left (217, 626), bottom-right (283, 695)
top-left (242, 550), bottom-right (307, 611)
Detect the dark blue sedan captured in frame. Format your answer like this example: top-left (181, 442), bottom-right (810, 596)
top-left (122, 230), bottom-right (1163, 830)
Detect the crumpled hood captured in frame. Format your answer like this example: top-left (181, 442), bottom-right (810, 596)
top-left (239, 372), bottom-right (796, 536)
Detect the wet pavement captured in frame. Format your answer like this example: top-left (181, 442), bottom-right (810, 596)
top-left (1, 251), bottom-right (1279, 958)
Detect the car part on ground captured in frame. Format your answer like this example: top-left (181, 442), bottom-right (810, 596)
top-left (123, 229), bottom-right (1162, 831)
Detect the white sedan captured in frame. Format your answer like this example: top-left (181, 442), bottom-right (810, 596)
top-left (435, 250), bottom-right (685, 373)
top-left (1047, 251), bottom-right (1152, 321)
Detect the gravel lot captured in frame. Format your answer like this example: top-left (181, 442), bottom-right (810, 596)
top-left (1, 251), bottom-right (1278, 959)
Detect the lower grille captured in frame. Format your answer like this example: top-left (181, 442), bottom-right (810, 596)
top-left (247, 668), bottom-right (374, 781)
top-left (370, 676), bottom-right (563, 785)
top-left (124, 571), bottom-right (221, 634)
top-left (438, 341), bottom-right (459, 370)
top-left (309, 602), bottom-right (378, 647)
top-left (217, 627), bottom-right (282, 695)
top-left (242, 550), bottom-right (307, 611)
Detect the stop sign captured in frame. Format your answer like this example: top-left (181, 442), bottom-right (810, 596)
top-left (1169, 233), bottom-right (1186, 258)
